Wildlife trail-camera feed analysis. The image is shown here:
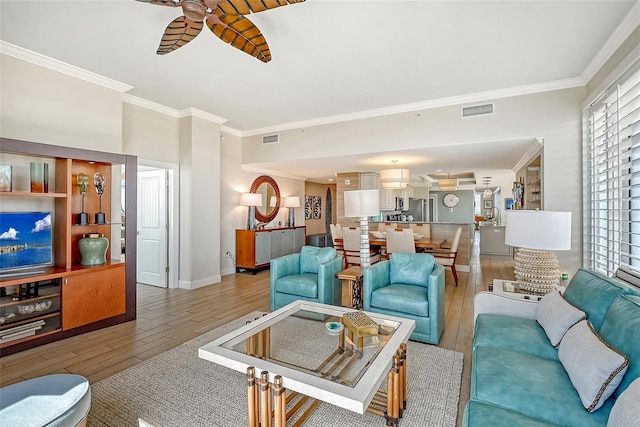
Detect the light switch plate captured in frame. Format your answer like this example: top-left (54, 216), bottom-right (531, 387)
top-left (345, 179), bottom-right (350, 185)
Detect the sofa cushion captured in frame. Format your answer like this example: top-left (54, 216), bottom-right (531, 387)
top-left (371, 284), bottom-right (429, 317)
top-left (563, 268), bottom-right (630, 330)
top-left (558, 320), bottom-right (628, 412)
top-left (536, 290), bottom-right (586, 347)
top-left (273, 273), bottom-right (318, 298)
top-left (464, 400), bottom-right (566, 427)
top-left (472, 346), bottom-right (613, 426)
top-left (607, 377), bottom-right (640, 427)
top-left (389, 253), bottom-right (435, 287)
top-left (300, 246), bottom-right (336, 274)
top-left (473, 314), bottom-right (559, 361)
top-left (598, 294), bottom-right (640, 397)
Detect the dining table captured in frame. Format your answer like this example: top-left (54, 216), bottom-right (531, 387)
top-left (334, 236), bottom-right (447, 251)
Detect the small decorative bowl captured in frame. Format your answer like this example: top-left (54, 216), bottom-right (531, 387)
top-left (371, 231), bottom-right (386, 239)
top-left (325, 321), bottom-right (344, 333)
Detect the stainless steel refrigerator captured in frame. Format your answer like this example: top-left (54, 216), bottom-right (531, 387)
top-left (403, 198), bottom-right (428, 221)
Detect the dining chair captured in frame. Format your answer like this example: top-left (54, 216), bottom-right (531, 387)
top-left (385, 229), bottom-right (415, 259)
top-left (329, 224), bottom-right (344, 258)
top-left (409, 223), bottom-right (431, 238)
top-left (342, 227), bottom-right (380, 267)
top-left (423, 226), bottom-right (462, 286)
top-left (377, 222), bottom-right (397, 232)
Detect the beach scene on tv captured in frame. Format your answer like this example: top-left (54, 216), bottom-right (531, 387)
top-left (0, 212), bottom-right (53, 271)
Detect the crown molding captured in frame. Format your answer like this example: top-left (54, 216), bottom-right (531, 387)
top-left (220, 126), bottom-right (243, 137)
top-left (122, 93), bottom-right (179, 117)
top-left (241, 77), bottom-right (584, 137)
top-left (581, 2), bottom-right (640, 84)
top-left (0, 41), bottom-right (132, 93)
top-left (177, 107), bottom-right (227, 124)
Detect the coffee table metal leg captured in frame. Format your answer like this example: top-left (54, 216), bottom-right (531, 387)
top-left (399, 343), bottom-right (407, 411)
top-left (260, 371), bottom-right (272, 427)
top-left (247, 367), bottom-right (258, 427)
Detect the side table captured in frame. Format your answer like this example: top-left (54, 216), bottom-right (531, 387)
top-left (491, 279), bottom-right (543, 302)
top-left (337, 266), bottom-right (363, 309)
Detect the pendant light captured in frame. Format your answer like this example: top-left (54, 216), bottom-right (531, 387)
top-left (380, 160), bottom-right (410, 189)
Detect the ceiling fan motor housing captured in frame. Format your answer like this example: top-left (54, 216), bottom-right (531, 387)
top-left (182, 0), bottom-right (207, 21)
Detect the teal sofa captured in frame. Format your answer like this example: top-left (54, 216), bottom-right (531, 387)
top-left (270, 246), bottom-right (343, 311)
top-left (363, 253), bottom-right (445, 344)
top-left (464, 268), bottom-right (640, 426)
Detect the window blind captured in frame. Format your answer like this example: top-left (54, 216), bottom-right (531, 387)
top-left (585, 61), bottom-right (640, 276)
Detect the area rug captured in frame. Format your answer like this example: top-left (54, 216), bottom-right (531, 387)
top-left (88, 312), bottom-right (463, 427)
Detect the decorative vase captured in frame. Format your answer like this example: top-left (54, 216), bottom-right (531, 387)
top-left (78, 232), bottom-right (109, 266)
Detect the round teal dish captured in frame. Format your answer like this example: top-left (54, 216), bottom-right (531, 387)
top-left (325, 321), bottom-right (344, 333)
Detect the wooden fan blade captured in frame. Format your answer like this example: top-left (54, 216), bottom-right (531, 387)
top-left (207, 14), bottom-right (271, 62)
top-left (156, 16), bottom-right (204, 55)
top-left (135, 0), bottom-right (182, 7)
top-left (212, 0), bottom-right (304, 16)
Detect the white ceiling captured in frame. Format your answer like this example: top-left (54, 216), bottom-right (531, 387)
top-left (1, 0), bottom-right (638, 186)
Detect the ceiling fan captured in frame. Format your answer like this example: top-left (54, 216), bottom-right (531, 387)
top-left (136, 0), bottom-right (304, 62)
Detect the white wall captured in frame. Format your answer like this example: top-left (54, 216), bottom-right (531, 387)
top-left (1, 55), bottom-right (123, 153)
top-left (122, 103), bottom-right (179, 163)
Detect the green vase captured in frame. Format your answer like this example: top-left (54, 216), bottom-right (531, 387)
top-left (79, 233), bottom-right (109, 266)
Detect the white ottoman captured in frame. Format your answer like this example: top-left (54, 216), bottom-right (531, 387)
top-left (0, 374), bottom-right (91, 427)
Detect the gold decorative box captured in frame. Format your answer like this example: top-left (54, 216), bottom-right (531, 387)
top-left (342, 311), bottom-right (378, 337)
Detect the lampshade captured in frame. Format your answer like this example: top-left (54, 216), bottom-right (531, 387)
top-left (439, 178), bottom-right (459, 191)
top-left (380, 169), bottom-right (409, 189)
top-left (283, 196), bottom-right (301, 208)
top-left (240, 193), bottom-right (263, 207)
top-left (344, 189), bottom-right (380, 217)
top-left (505, 210), bottom-right (572, 251)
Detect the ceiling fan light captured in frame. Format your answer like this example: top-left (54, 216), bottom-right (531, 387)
top-left (182, 0), bottom-right (206, 21)
top-left (380, 168), bottom-right (410, 189)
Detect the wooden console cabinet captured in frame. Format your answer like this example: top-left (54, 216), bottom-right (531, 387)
top-left (0, 138), bottom-right (137, 356)
top-left (236, 226), bottom-right (305, 273)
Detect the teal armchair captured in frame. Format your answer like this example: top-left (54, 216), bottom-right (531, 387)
top-left (270, 246), bottom-right (344, 311)
top-left (363, 253), bottom-right (445, 344)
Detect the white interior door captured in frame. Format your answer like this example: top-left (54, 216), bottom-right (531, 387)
top-left (137, 169), bottom-right (167, 287)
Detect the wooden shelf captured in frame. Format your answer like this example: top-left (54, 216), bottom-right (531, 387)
top-left (0, 191), bottom-right (67, 198)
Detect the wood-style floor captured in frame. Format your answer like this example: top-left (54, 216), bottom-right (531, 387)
top-left (0, 231), bottom-right (514, 426)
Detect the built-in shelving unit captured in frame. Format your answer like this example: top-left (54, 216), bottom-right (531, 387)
top-left (0, 138), bottom-right (137, 356)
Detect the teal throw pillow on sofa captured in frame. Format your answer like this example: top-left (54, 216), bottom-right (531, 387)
top-left (389, 253), bottom-right (435, 287)
top-left (300, 246), bottom-right (336, 274)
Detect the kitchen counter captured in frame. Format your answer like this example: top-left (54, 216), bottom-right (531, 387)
top-left (479, 225), bottom-right (513, 256)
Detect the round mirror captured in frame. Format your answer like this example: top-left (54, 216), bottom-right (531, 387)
top-left (250, 175), bottom-right (281, 223)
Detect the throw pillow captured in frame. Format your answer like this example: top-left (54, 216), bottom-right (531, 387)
top-left (535, 290), bottom-right (586, 347)
top-left (607, 377), bottom-right (640, 427)
top-left (558, 320), bottom-right (629, 412)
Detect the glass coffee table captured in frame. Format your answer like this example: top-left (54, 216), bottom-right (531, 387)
top-left (199, 300), bottom-right (415, 427)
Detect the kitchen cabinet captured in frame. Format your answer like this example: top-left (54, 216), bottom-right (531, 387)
top-left (0, 138), bottom-right (136, 356)
top-left (380, 186), bottom-right (414, 211)
top-left (360, 172), bottom-right (379, 190)
top-left (236, 226), bottom-right (306, 273)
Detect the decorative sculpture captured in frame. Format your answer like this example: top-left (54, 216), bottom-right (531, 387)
top-left (94, 173), bottom-right (106, 224)
top-left (77, 173), bottom-right (89, 225)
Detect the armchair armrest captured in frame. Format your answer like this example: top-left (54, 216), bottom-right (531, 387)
top-left (428, 264), bottom-right (446, 340)
top-left (270, 253), bottom-right (301, 282)
top-left (363, 261), bottom-right (390, 311)
top-left (473, 291), bottom-right (539, 325)
top-left (317, 255), bottom-right (345, 306)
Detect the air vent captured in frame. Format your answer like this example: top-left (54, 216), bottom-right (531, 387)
top-left (262, 134), bottom-right (280, 144)
top-left (462, 103), bottom-right (494, 118)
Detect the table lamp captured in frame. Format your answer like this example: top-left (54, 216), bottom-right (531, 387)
top-left (240, 193), bottom-right (263, 230)
top-left (344, 189), bottom-right (380, 268)
top-left (505, 210), bottom-right (572, 294)
top-left (283, 196), bottom-right (300, 227)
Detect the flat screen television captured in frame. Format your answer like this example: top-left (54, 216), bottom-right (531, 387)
top-left (0, 212), bottom-right (53, 274)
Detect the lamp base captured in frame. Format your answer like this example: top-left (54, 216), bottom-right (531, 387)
top-left (359, 216), bottom-right (371, 268)
top-left (513, 248), bottom-right (560, 295)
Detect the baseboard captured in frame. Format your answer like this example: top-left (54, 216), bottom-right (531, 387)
top-left (179, 275), bottom-right (222, 290)
top-left (221, 267), bottom-right (236, 276)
